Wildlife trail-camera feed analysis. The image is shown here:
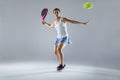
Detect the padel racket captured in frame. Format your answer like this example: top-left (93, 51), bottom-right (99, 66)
top-left (41, 8), bottom-right (48, 21)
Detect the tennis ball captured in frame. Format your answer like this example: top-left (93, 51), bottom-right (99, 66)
top-left (83, 2), bottom-right (93, 10)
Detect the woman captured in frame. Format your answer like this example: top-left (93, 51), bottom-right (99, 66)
top-left (42, 8), bottom-right (88, 71)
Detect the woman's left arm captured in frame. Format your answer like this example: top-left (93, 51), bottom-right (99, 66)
top-left (63, 17), bottom-right (88, 25)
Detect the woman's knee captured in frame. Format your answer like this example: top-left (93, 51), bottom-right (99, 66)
top-left (57, 43), bottom-right (64, 52)
top-left (57, 47), bottom-right (62, 52)
top-left (54, 46), bottom-right (58, 55)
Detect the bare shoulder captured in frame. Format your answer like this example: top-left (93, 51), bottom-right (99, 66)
top-left (61, 17), bottom-right (67, 20)
top-left (61, 17), bottom-right (67, 23)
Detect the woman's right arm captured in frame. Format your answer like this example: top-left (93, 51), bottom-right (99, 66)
top-left (42, 20), bottom-right (55, 28)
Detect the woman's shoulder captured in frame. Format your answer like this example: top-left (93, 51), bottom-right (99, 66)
top-left (61, 17), bottom-right (66, 23)
top-left (61, 17), bottom-right (66, 20)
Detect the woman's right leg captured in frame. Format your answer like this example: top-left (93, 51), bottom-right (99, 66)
top-left (54, 45), bottom-right (60, 61)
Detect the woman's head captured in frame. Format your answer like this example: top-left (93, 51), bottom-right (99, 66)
top-left (53, 8), bottom-right (61, 18)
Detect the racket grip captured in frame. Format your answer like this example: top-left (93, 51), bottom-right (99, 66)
top-left (42, 20), bottom-right (46, 25)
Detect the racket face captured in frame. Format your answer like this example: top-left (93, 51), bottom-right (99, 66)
top-left (41, 8), bottom-right (48, 20)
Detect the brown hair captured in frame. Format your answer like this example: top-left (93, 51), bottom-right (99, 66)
top-left (53, 8), bottom-right (61, 13)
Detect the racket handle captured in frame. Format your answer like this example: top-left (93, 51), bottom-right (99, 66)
top-left (42, 20), bottom-right (46, 25)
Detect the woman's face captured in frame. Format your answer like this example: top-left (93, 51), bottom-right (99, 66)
top-left (53, 10), bottom-right (61, 18)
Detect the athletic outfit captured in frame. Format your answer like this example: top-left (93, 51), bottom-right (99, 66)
top-left (54, 18), bottom-right (72, 46)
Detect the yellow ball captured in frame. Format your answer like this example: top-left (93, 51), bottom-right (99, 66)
top-left (83, 2), bottom-right (93, 10)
